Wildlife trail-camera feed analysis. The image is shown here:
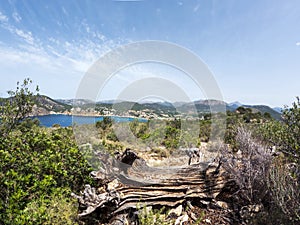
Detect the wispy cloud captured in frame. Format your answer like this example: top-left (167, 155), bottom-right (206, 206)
top-left (193, 4), bottom-right (200, 12)
top-left (62, 7), bottom-right (68, 16)
top-left (0, 16), bottom-right (122, 74)
top-left (12, 12), bottom-right (21, 22)
top-left (15, 29), bottom-right (34, 45)
top-left (1, 12), bottom-right (35, 45)
top-left (0, 11), bottom-right (8, 22)
top-left (296, 42), bottom-right (300, 46)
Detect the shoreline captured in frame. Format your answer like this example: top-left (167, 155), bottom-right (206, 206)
top-left (31, 113), bottom-right (149, 121)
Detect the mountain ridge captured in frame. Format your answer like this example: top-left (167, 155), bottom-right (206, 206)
top-left (0, 95), bottom-right (282, 120)
top-left (56, 97), bottom-right (282, 120)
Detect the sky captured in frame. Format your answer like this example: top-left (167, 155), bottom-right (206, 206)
top-left (0, 0), bottom-right (299, 107)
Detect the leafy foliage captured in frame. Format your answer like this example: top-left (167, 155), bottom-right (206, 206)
top-left (0, 78), bottom-right (39, 133)
top-left (0, 79), bottom-right (94, 224)
top-left (95, 116), bottom-right (112, 131)
top-left (138, 206), bottom-right (174, 225)
top-left (258, 97), bottom-right (300, 163)
top-left (16, 188), bottom-right (79, 225)
top-left (0, 124), bottom-right (94, 224)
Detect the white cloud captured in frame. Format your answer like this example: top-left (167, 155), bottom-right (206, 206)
top-left (0, 13), bottom-right (128, 99)
top-left (15, 29), bottom-right (34, 45)
top-left (0, 45), bottom-right (50, 66)
top-left (49, 37), bottom-right (60, 45)
top-left (0, 31), bottom-right (119, 75)
top-left (62, 7), bottom-right (68, 16)
top-left (12, 12), bottom-right (22, 22)
top-left (0, 11), bottom-right (8, 22)
top-left (80, 20), bottom-right (93, 34)
top-left (296, 42), bottom-right (300, 46)
top-left (193, 4), bottom-right (200, 12)
top-left (0, 16), bottom-right (37, 46)
top-left (57, 21), bottom-right (62, 26)
top-left (0, 15), bottom-right (123, 78)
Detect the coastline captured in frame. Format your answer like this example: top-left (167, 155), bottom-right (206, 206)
top-left (33, 112), bottom-right (146, 120)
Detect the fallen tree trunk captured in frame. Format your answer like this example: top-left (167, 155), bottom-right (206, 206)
top-left (72, 149), bottom-right (238, 224)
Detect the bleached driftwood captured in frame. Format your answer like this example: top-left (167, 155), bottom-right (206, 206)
top-left (72, 149), bottom-right (236, 223)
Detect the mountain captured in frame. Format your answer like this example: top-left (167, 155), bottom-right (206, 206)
top-left (0, 94), bottom-right (283, 120)
top-left (97, 100), bottom-right (124, 104)
top-left (0, 95), bottom-right (71, 116)
top-left (228, 101), bottom-right (243, 109)
top-left (34, 95), bottom-right (71, 113)
top-left (56, 99), bottom-right (94, 106)
top-left (177, 99), bottom-right (228, 114)
top-left (273, 107), bottom-right (283, 113)
top-left (242, 105), bottom-right (282, 120)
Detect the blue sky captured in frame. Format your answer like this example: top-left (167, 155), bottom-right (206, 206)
top-left (0, 0), bottom-right (299, 107)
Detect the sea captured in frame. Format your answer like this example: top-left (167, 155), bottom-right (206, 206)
top-left (33, 114), bottom-right (147, 127)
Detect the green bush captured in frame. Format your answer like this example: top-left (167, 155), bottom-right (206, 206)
top-left (16, 188), bottom-right (79, 225)
top-left (258, 97), bottom-right (300, 163)
top-left (0, 124), bottom-right (94, 224)
top-left (0, 79), bottom-right (94, 224)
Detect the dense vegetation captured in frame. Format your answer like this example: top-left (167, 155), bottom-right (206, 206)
top-left (0, 79), bottom-right (299, 224)
top-left (0, 79), bottom-right (94, 224)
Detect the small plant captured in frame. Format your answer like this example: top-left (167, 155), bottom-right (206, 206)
top-left (138, 205), bottom-right (173, 225)
top-left (19, 188), bottom-right (79, 225)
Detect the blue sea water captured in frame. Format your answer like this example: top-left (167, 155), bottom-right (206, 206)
top-left (33, 114), bottom-right (147, 127)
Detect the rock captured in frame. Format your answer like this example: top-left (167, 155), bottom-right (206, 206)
top-left (205, 218), bottom-right (212, 224)
top-left (107, 179), bottom-right (119, 191)
top-left (110, 213), bottom-right (129, 225)
top-left (168, 204), bottom-right (183, 217)
top-left (175, 213), bottom-right (189, 225)
top-left (249, 204), bottom-right (263, 213)
top-left (199, 200), bottom-right (210, 206)
top-left (189, 212), bottom-right (198, 221)
top-left (215, 201), bottom-right (229, 209)
top-left (186, 200), bottom-right (194, 210)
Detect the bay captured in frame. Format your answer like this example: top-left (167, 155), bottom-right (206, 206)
top-left (33, 114), bottom-right (147, 127)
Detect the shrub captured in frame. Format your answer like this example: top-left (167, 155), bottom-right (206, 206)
top-left (267, 157), bottom-right (300, 223)
top-left (221, 127), bottom-right (272, 209)
top-left (258, 97), bottom-right (300, 163)
top-left (17, 188), bottom-right (79, 225)
top-left (0, 79), bottom-right (94, 224)
top-left (0, 125), bottom-right (94, 224)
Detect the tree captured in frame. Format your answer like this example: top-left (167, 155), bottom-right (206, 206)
top-left (0, 78), bottom-right (39, 133)
top-left (281, 97), bottom-right (300, 161)
top-left (96, 116), bottom-right (112, 131)
top-left (259, 97), bottom-right (300, 162)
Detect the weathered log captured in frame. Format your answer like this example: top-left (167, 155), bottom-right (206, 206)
top-left (73, 149), bottom-right (237, 223)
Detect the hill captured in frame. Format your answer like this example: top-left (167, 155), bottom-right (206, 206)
top-left (242, 105), bottom-right (282, 120)
top-left (35, 95), bottom-right (72, 113)
top-left (1, 95), bottom-right (282, 119)
top-left (58, 97), bottom-right (282, 120)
